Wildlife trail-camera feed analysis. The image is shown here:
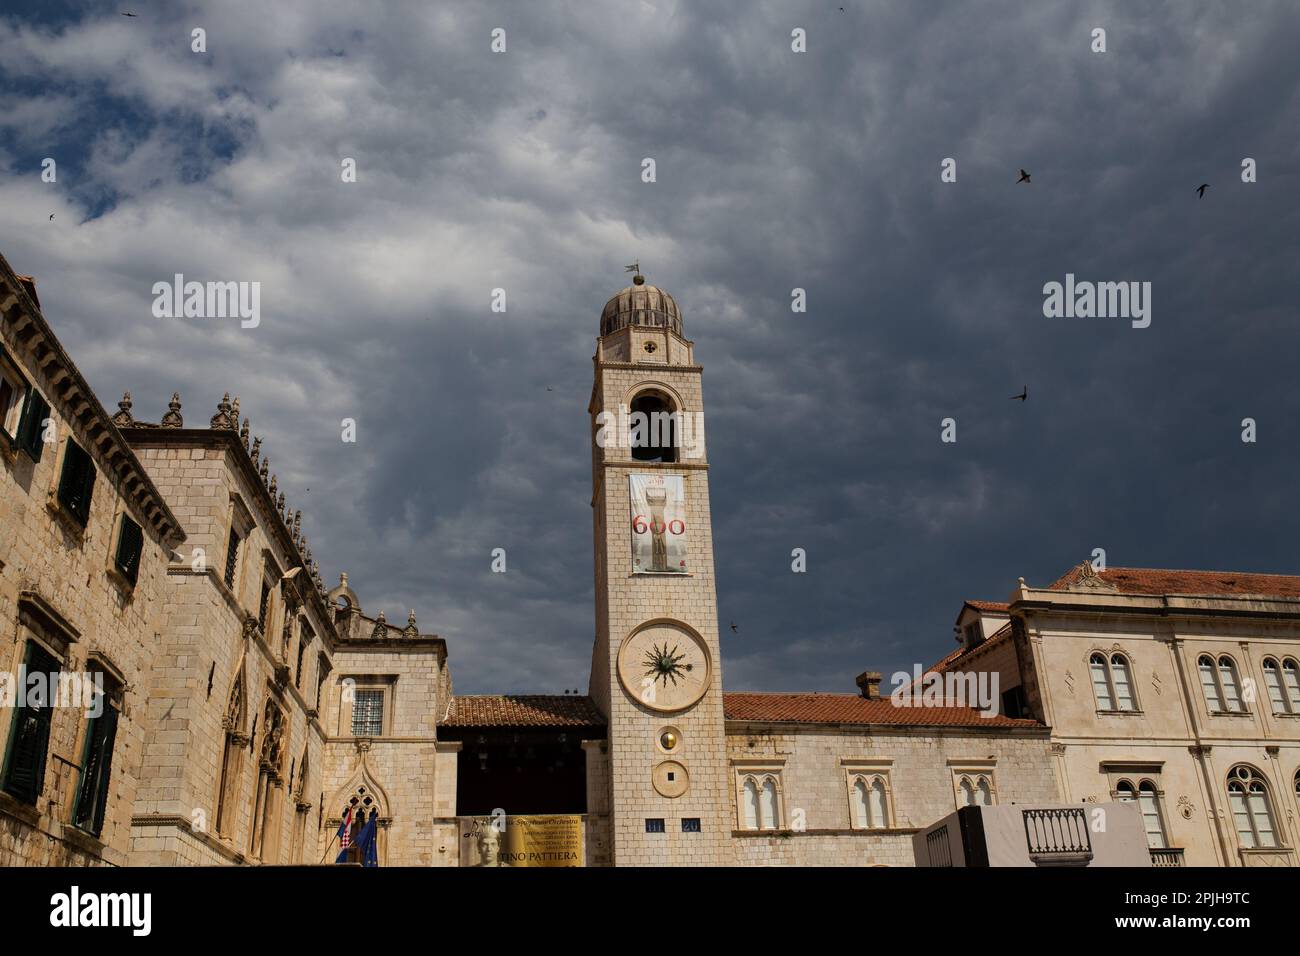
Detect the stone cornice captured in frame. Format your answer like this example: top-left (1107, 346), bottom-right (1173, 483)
top-left (0, 258), bottom-right (185, 544)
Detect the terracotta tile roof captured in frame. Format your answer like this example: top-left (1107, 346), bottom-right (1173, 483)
top-left (1048, 566), bottom-right (1300, 599)
top-left (723, 692), bottom-right (1040, 728)
top-left (964, 600), bottom-right (1010, 613)
top-left (443, 695), bottom-right (605, 728)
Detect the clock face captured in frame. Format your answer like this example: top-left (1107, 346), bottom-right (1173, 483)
top-left (617, 622), bottom-right (711, 713)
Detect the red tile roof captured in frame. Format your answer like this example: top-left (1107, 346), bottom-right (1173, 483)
top-left (1048, 566), bottom-right (1300, 598)
top-left (723, 692), bottom-right (1040, 728)
top-left (964, 600), bottom-right (1010, 613)
top-left (443, 695), bottom-right (605, 728)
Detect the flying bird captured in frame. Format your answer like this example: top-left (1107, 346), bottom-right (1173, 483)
top-left (1017, 169), bottom-right (1031, 184)
top-left (48, 214), bottom-right (54, 220)
top-left (121, 11), bottom-right (137, 16)
top-left (546, 386), bottom-right (553, 391)
top-left (1196, 183), bottom-right (1209, 198)
top-left (730, 622), bottom-right (738, 633)
top-left (1009, 386), bottom-right (1027, 402)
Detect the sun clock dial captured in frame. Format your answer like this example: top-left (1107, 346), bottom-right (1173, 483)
top-left (617, 622), bottom-right (711, 713)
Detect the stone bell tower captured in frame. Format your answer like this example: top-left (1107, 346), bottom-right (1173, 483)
top-left (587, 268), bottom-right (730, 865)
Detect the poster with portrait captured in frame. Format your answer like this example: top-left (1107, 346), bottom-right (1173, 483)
top-left (629, 473), bottom-right (689, 573)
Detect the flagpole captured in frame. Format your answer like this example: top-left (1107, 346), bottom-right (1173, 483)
top-left (318, 831), bottom-right (340, 865)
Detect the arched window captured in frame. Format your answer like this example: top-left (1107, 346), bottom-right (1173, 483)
top-left (1110, 655), bottom-right (1135, 710)
top-left (1198, 655), bottom-right (1223, 711)
top-left (1116, 779), bottom-right (1168, 849)
top-left (215, 669), bottom-right (246, 839)
top-left (1217, 657), bottom-right (1243, 712)
top-left (850, 775), bottom-right (890, 829)
top-left (759, 778), bottom-right (779, 830)
top-left (1089, 654), bottom-right (1113, 710)
top-left (628, 391), bottom-right (678, 463)
top-left (742, 779), bottom-right (759, 830)
top-left (1263, 658), bottom-right (1300, 714)
top-left (852, 779), bottom-right (869, 828)
top-left (1227, 766), bottom-right (1278, 849)
top-left (1198, 654), bottom-right (1245, 713)
top-left (1090, 652), bottom-right (1137, 712)
top-left (957, 773), bottom-right (994, 807)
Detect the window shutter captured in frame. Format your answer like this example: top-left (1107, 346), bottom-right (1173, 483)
top-left (1, 643), bottom-right (61, 804)
top-left (58, 439), bottom-right (95, 525)
top-left (91, 705), bottom-right (118, 834)
top-left (115, 516), bottom-right (144, 584)
top-left (16, 390), bottom-right (50, 462)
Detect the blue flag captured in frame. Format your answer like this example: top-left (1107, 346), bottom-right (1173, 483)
top-left (357, 815), bottom-right (378, 868)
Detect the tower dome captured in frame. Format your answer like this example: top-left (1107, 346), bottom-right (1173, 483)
top-left (600, 272), bottom-right (682, 337)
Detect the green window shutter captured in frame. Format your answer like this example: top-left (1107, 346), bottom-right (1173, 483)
top-left (57, 439), bottom-right (95, 526)
top-left (115, 516), bottom-right (144, 585)
top-left (1, 642), bottom-right (61, 805)
top-left (74, 702), bottom-right (119, 835)
top-left (15, 390), bottom-right (50, 463)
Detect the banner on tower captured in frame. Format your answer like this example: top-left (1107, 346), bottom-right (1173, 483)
top-left (629, 473), bottom-right (689, 573)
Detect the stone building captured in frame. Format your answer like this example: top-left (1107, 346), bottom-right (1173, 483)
top-left (930, 563), bottom-right (1300, 867)
top-left (0, 251), bottom-right (1294, 867)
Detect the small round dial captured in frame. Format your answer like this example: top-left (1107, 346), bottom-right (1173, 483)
top-left (617, 622), bottom-right (711, 713)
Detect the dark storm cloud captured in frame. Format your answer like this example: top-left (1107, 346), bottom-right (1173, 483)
top-left (2, 1), bottom-right (1298, 693)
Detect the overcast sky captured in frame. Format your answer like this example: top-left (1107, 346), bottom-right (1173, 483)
top-left (3, 1), bottom-right (1299, 694)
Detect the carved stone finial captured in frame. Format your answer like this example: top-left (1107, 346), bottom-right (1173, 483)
top-left (111, 391), bottom-right (134, 427)
top-left (161, 392), bottom-right (183, 428)
top-left (250, 436), bottom-right (262, 466)
top-left (210, 392), bottom-right (236, 430)
top-left (404, 610), bottom-right (419, 639)
top-left (340, 572), bottom-right (349, 587)
top-left (293, 510), bottom-right (302, 537)
top-left (276, 491), bottom-right (284, 513)
top-left (260, 456), bottom-right (269, 482)
top-left (370, 611), bottom-right (387, 641)
top-left (240, 417), bottom-right (250, 447)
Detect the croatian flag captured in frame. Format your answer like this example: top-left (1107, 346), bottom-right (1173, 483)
top-left (336, 806), bottom-right (353, 855)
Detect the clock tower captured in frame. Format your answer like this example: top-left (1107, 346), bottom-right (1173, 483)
top-left (587, 269), bottom-right (731, 865)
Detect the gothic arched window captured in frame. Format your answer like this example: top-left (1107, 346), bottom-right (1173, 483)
top-left (1227, 765), bottom-right (1278, 849)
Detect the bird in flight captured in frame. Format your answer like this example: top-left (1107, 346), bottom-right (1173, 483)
top-left (1196, 183), bottom-right (1209, 198)
top-left (1017, 169), bottom-right (1031, 184)
top-left (730, 622), bottom-right (738, 633)
top-left (1009, 386), bottom-right (1027, 402)
top-left (121, 11), bottom-right (137, 16)
top-left (48, 214), bottom-right (54, 220)
top-left (546, 386), bottom-right (553, 391)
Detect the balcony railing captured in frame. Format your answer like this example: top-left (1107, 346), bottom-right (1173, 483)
top-left (926, 824), bottom-right (953, 867)
top-left (1023, 807), bottom-right (1093, 865)
top-left (1150, 847), bottom-right (1185, 867)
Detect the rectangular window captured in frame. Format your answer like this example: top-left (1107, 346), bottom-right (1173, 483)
top-left (15, 389), bottom-right (50, 462)
top-left (295, 639), bottom-right (307, 688)
top-left (224, 528), bottom-right (240, 589)
top-left (0, 352), bottom-right (26, 440)
top-left (1001, 685), bottom-right (1028, 719)
top-left (351, 689), bottom-right (384, 736)
top-left (644, 818), bottom-right (665, 834)
top-left (258, 580), bottom-right (272, 631)
top-left (72, 693), bottom-right (119, 836)
top-left (681, 818), bottom-right (701, 833)
top-left (57, 438), bottom-right (96, 526)
top-left (114, 514), bottom-right (144, 585)
top-left (1, 641), bottom-right (62, 804)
